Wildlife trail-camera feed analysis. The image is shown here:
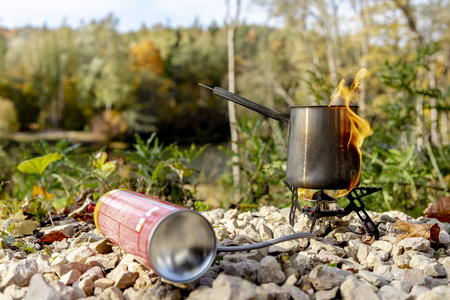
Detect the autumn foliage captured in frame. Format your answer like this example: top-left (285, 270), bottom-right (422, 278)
top-left (423, 197), bottom-right (450, 223)
top-left (129, 40), bottom-right (164, 76)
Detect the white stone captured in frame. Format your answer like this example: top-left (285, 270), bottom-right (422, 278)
top-left (220, 259), bottom-right (259, 282)
top-left (259, 224), bottom-right (273, 241)
top-left (3, 284), bottom-right (28, 300)
top-left (295, 254), bottom-right (312, 266)
top-left (237, 225), bottom-right (260, 242)
top-left (0, 258), bottom-right (38, 289)
top-left (73, 276), bottom-right (94, 296)
top-left (393, 254), bottom-right (411, 268)
top-left (44, 224), bottom-right (75, 238)
top-left (309, 265), bottom-right (352, 291)
top-left (383, 211), bottom-right (413, 221)
top-left (423, 262), bottom-right (447, 277)
top-left (389, 280), bottom-right (412, 293)
top-left (201, 209), bottom-right (225, 224)
top-left (357, 244), bottom-right (372, 265)
top-left (59, 269), bottom-right (81, 285)
top-left (316, 250), bottom-right (344, 264)
top-left (372, 241), bottom-right (393, 254)
top-left (268, 225), bottom-right (300, 253)
top-left (65, 246), bottom-right (96, 263)
top-left (112, 269), bottom-right (139, 289)
top-left (409, 254), bottom-right (435, 269)
top-left (196, 274), bottom-right (258, 300)
top-left (265, 211), bottom-right (285, 224)
top-left (280, 284), bottom-right (309, 300)
top-left (223, 209), bottom-right (238, 220)
top-left (214, 225), bottom-right (230, 240)
top-left (417, 285), bottom-right (450, 300)
top-left (259, 282), bottom-right (290, 300)
top-left (79, 266), bottom-right (104, 281)
top-left (397, 237), bottom-right (430, 252)
top-left (284, 274), bottom-right (298, 286)
top-left (314, 286), bottom-right (339, 300)
top-left (324, 244), bottom-right (346, 257)
top-left (24, 274), bottom-right (65, 300)
top-left (340, 275), bottom-right (380, 300)
top-left (358, 270), bottom-right (386, 287)
top-left (257, 256), bottom-right (286, 285)
top-left (94, 278), bottom-right (115, 290)
top-left (439, 231), bottom-right (450, 245)
top-left (225, 219), bottom-right (239, 233)
top-left (0, 249), bottom-right (14, 263)
top-left (85, 253), bottom-right (120, 271)
top-left (259, 206), bottom-right (279, 217)
top-left (377, 285), bottom-right (410, 300)
top-left (36, 254), bottom-right (53, 273)
top-left (99, 286), bottom-right (124, 300)
top-left (409, 285), bottom-right (429, 298)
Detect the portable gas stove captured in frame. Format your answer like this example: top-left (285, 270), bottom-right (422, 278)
top-left (199, 83), bottom-right (382, 241)
top-left (284, 181), bottom-right (381, 240)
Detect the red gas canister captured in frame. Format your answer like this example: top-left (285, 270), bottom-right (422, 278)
top-left (94, 189), bottom-right (216, 283)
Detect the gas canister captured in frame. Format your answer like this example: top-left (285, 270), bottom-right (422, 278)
top-left (94, 189), bottom-right (217, 283)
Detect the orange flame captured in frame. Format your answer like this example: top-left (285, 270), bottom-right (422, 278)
top-left (331, 68), bottom-right (373, 197)
top-left (297, 188), bottom-right (313, 200)
top-left (296, 69), bottom-right (373, 199)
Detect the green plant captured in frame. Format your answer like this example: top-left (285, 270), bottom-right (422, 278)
top-left (10, 139), bottom-right (103, 217)
top-left (363, 43), bottom-right (449, 216)
top-left (9, 139), bottom-right (124, 219)
top-left (16, 152), bottom-right (63, 221)
top-left (0, 231), bottom-right (37, 253)
top-left (127, 133), bottom-right (207, 204)
top-left (361, 146), bottom-right (436, 216)
top-left (76, 150), bottom-right (127, 193)
top-left (219, 115), bottom-right (288, 206)
top-left (162, 142), bottom-right (208, 204)
top-left (127, 133), bottom-right (170, 195)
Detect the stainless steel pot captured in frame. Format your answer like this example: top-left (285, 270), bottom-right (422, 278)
top-left (286, 106), bottom-right (360, 190)
top-left (201, 84), bottom-right (360, 190)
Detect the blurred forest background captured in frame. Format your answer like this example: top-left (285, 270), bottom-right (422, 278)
top-left (0, 0), bottom-right (448, 218)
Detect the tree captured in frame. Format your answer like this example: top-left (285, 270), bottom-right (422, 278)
top-left (226, 0), bottom-right (241, 196)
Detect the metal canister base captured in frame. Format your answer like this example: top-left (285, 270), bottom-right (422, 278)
top-left (148, 210), bottom-right (217, 283)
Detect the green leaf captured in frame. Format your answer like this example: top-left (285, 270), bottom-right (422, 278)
top-left (101, 161), bottom-right (116, 172)
top-left (17, 153), bottom-right (63, 175)
top-left (327, 263), bottom-right (338, 268)
top-left (52, 194), bottom-right (75, 210)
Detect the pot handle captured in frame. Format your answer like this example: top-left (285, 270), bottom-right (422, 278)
top-left (200, 84), bottom-right (288, 123)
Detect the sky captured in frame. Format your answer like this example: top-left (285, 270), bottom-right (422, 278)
top-left (0, 0), bottom-right (276, 32)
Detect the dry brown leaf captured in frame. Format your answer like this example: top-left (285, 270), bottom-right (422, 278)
top-left (32, 185), bottom-right (53, 201)
top-left (423, 197), bottom-right (450, 223)
top-left (38, 231), bottom-right (68, 243)
top-left (394, 220), bottom-right (440, 244)
top-left (0, 211), bottom-right (40, 237)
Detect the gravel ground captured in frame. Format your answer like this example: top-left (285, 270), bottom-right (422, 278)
top-left (0, 206), bottom-right (449, 300)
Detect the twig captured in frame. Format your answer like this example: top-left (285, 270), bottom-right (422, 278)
top-left (423, 137), bottom-right (448, 192)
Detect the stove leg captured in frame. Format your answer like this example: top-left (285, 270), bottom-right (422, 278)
top-left (285, 181), bottom-right (303, 226)
top-left (345, 188), bottom-right (381, 240)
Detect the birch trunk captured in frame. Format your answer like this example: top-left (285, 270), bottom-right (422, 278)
top-left (358, 0), bottom-right (371, 117)
top-left (226, 0), bottom-right (241, 193)
top-left (428, 62), bottom-right (441, 147)
top-left (317, 0), bottom-right (338, 87)
top-left (441, 112), bottom-right (449, 146)
top-left (415, 96), bottom-right (424, 152)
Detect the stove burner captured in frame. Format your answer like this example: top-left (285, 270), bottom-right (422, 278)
top-left (284, 181), bottom-right (381, 240)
